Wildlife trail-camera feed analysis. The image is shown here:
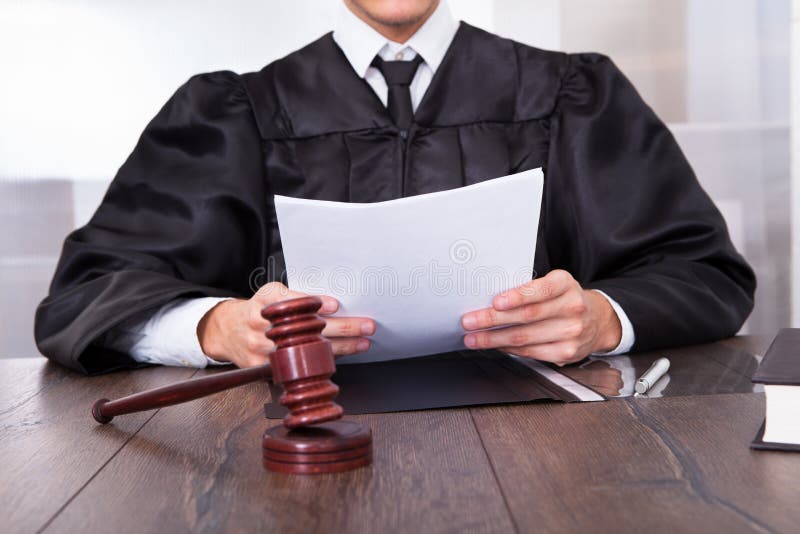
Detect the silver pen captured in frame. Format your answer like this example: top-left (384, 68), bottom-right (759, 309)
top-left (634, 357), bottom-right (670, 395)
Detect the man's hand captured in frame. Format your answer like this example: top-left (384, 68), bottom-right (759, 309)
top-left (197, 282), bottom-right (375, 368)
top-left (460, 270), bottom-right (622, 366)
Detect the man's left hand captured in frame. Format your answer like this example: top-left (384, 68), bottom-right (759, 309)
top-left (460, 269), bottom-right (622, 366)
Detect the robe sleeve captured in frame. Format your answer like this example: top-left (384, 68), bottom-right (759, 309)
top-left (34, 71), bottom-right (269, 374)
top-left (546, 53), bottom-right (755, 352)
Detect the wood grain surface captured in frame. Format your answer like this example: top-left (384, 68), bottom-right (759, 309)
top-left (632, 393), bottom-right (800, 533)
top-left (43, 379), bottom-right (514, 533)
top-left (718, 335), bottom-right (771, 355)
top-left (3, 335), bottom-right (798, 534)
top-left (0, 358), bottom-right (196, 533)
top-left (471, 393), bottom-right (796, 534)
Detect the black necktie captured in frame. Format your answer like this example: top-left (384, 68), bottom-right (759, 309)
top-left (371, 54), bottom-right (424, 130)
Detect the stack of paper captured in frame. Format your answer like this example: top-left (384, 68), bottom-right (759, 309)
top-left (274, 168), bottom-right (544, 363)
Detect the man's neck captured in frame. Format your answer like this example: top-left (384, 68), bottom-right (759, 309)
top-left (343, 0), bottom-right (439, 44)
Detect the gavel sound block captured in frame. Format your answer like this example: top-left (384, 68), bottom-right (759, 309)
top-left (261, 297), bottom-right (372, 474)
top-left (91, 296), bottom-right (372, 475)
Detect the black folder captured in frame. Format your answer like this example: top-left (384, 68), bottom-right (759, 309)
top-left (264, 350), bottom-right (583, 418)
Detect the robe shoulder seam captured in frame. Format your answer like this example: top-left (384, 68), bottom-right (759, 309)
top-left (508, 40), bottom-right (570, 120)
top-left (240, 67), bottom-right (293, 140)
top-left (553, 52), bottom-right (615, 115)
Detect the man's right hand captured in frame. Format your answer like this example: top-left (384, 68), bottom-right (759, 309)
top-left (197, 282), bottom-right (375, 368)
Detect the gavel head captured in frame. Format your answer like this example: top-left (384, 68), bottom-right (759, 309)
top-left (261, 296), bottom-right (344, 429)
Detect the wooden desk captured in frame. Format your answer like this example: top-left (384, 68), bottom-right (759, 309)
top-left (3, 337), bottom-right (798, 533)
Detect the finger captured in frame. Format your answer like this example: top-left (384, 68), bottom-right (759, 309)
top-left (330, 337), bottom-right (371, 355)
top-left (463, 319), bottom-right (577, 350)
top-left (462, 290), bottom-right (582, 331)
top-left (238, 352), bottom-right (271, 368)
top-left (253, 281), bottom-right (306, 305)
top-left (243, 328), bottom-right (274, 356)
top-left (497, 340), bottom-right (585, 366)
top-left (318, 296), bottom-right (339, 314)
top-left (323, 316), bottom-right (376, 338)
top-left (493, 270), bottom-right (574, 311)
top-left (253, 283), bottom-right (338, 315)
top-left (246, 305), bottom-right (274, 330)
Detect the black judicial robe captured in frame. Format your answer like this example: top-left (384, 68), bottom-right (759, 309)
top-left (35, 23), bottom-right (756, 374)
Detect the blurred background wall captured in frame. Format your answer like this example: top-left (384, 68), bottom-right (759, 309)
top-left (0, 0), bottom-right (797, 358)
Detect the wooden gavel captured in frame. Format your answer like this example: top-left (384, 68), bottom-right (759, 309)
top-left (92, 296), bottom-right (372, 474)
top-left (92, 362), bottom-right (272, 424)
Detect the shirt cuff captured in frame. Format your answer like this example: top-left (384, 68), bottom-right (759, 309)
top-left (590, 289), bottom-right (635, 356)
top-left (121, 297), bottom-right (232, 368)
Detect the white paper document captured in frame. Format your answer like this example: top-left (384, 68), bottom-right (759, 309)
top-left (274, 168), bottom-right (544, 363)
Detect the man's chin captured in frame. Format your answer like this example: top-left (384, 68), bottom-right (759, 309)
top-left (348, 0), bottom-right (439, 29)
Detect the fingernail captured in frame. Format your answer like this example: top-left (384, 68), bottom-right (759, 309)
top-left (462, 315), bottom-right (477, 329)
top-left (496, 294), bottom-right (509, 309)
top-left (321, 298), bottom-right (338, 313)
top-left (361, 321), bottom-right (375, 336)
top-left (464, 334), bottom-right (477, 348)
top-left (356, 339), bottom-right (370, 352)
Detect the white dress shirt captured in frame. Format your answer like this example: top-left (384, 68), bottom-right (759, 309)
top-left (332, 0), bottom-right (459, 111)
top-left (105, 0), bottom-right (634, 367)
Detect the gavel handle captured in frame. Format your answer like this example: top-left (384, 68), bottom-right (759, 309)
top-left (92, 363), bottom-right (272, 424)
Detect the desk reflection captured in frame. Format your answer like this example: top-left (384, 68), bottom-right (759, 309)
top-left (557, 341), bottom-right (763, 398)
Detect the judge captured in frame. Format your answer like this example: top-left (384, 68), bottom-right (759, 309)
top-left (35, 0), bottom-right (755, 375)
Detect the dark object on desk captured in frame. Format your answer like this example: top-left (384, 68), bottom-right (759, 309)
top-left (265, 350), bottom-right (582, 419)
top-left (751, 328), bottom-right (800, 450)
top-left (261, 296), bottom-right (372, 473)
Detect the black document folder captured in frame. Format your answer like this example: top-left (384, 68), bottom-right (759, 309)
top-left (750, 328), bottom-right (800, 451)
top-left (265, 350), bottom-right (582, 418)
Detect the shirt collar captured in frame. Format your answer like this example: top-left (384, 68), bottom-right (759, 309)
top-left (333, 0), bottom-right (459, 78)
